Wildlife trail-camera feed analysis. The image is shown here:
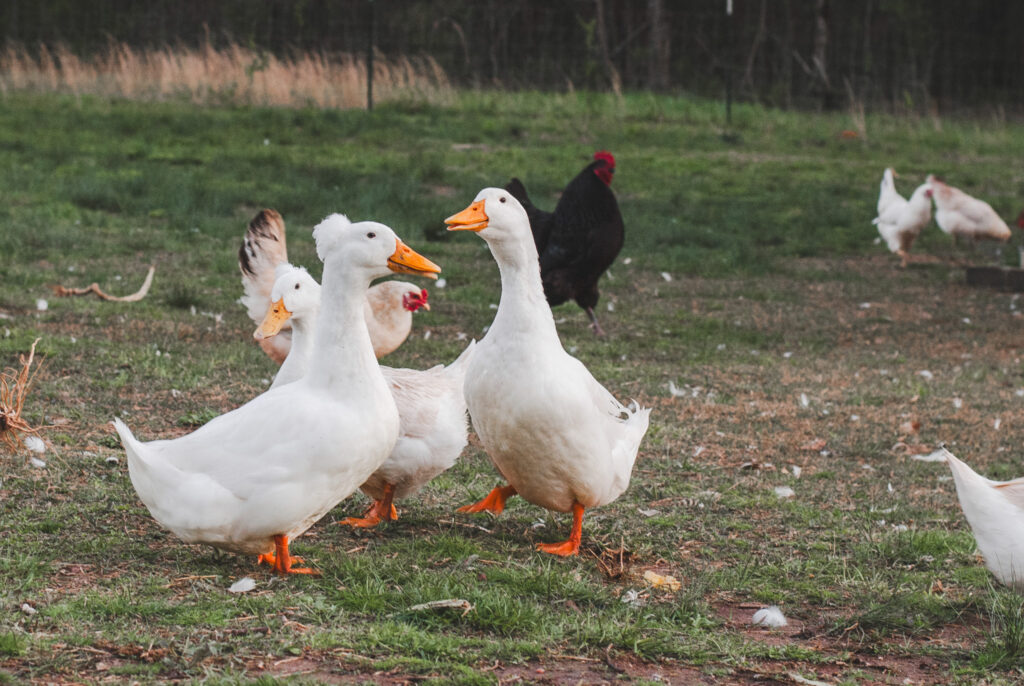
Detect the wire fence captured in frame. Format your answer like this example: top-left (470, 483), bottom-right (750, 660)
top-left (2, 0), bottom-right (1022, 115)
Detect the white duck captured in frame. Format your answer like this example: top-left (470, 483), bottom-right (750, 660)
top-left (872, 168), bottom-right (932, 267)
top-left (941, 448), bottom-right (1024, 589)
top-left (239, 209), bottom-right (430, 363)
top-left (928, 175), bottom-right (1011, 243)
top-left (114, 215), bottom-right (441, 574)
top-left (444, 188), bottom-right (651, 556)
top-left (255, 264), bottom-right (475, 528)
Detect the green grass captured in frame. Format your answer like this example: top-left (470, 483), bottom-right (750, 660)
top-left (2, 90), bottom-right (1024, 683)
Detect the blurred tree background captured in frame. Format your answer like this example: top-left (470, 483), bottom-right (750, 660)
top-left (2, 0), bottom-right (1021, 113)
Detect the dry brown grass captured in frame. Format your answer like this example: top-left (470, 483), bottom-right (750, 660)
top-left (0, 41), bottom-right (452, 108)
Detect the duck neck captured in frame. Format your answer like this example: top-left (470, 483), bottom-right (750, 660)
top-left (271, 311), bottom-right (318, 389)
top-left (489, 237), bottom-right (559, 339)
top-left (290, 314), bottom-right (317, 359)
top-left (305, 259), bottom-right (380, 393)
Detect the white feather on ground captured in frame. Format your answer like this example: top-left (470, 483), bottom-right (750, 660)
top-left (751, 606), bottom-right (788, 627)
top-left (23, 435), bottom-right (45, 454)
top-left (912, 449), bottom-right (949, 463)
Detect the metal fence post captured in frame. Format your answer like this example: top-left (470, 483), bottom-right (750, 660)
top-left (367, 0), bottom-right (375, 111)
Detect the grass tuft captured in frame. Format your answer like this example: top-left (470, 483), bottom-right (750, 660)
top-left (0, 634), bottom-right (24, 657)
top-left (974, 586), bottom-right (1024, 670)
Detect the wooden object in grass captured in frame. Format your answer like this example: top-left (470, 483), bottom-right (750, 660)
top-left (965, 266), bottom-right (1024, 292)
top-left (53, 265), bottom-right (155, 302)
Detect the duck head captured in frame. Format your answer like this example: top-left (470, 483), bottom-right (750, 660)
top-left (444, 187), bottom-right (530, 244)
top-left (255, 265), bottom-right (321, 340)
top-left (313, 213), bottom-right (441, 283)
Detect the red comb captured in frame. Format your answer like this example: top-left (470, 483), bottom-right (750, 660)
top-left (593, 150), bottom-right (615, 167)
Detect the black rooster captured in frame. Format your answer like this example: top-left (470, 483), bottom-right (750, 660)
top-left (505, 151), bottom-right (623, 336)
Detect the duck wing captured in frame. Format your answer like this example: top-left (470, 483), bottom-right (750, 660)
top-left (238, 209), bottom-right (292, 364)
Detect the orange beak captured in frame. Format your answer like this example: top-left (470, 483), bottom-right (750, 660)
top-left (445, 200), bottom-right (489, 232)
top-left (255, 298), bottom-right (292, 340)
top-left (388, 238), bottom-right (441, 279)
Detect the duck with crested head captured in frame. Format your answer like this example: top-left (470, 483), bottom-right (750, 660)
top-left (114, 214), bottom-right (441, 574)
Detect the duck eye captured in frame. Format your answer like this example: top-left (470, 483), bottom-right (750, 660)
top-left (294, 283), bottom-right (300, 290)
top-left (499, 196), bottom-right (507, 203)
top-left (366, 232), bottom-right (376, 239)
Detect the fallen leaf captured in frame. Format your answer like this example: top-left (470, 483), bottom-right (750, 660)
top-left (642, 570), bottom-right (681, 592)
top-left (898, 419), bottom-right (921, 435)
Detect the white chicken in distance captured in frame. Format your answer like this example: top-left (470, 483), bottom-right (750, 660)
top-left (873, 168), bottom-right (933, 268)
top-left (928, 174), bottom-right (1011, 244)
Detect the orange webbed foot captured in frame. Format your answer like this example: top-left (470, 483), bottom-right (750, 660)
top-left (339, 488), bottom-right (398, 529)
top-left (257, 552), bottom-right (306, 566)
top-left (536, 503), bottom-right (585, 557)
top-left (258, 535), bottom-right (320, 576)
top-left (457, 484), bottom-right (517, 515)
top-left (536, 539), bottom-right (581, 556)
top-left (339, 514), bottom-right (384, 529)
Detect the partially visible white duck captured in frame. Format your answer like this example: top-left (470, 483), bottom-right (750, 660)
top-left (114, 215), bottom-right (441, 574)
top-left (255, 265), bottom-right (475, 529)
top-left (872, 168), bottom-right (932, 267)
top-left (444, 188), bottom-right (651, 556)
top-left (239, 209), bottom-right (430, 363)
top-left (942, 448), bottom-right (1024, 589)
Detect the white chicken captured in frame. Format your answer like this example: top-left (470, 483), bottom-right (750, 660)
top-left (928, 175), bottom-right (1011, 243)
top-left (872, 168), bottom-right (932, 267)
